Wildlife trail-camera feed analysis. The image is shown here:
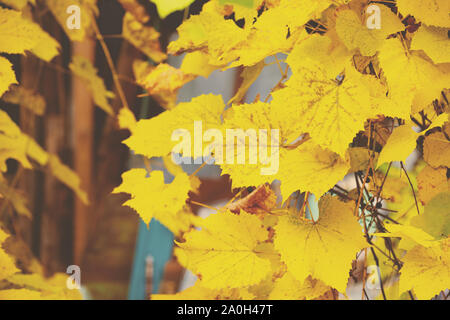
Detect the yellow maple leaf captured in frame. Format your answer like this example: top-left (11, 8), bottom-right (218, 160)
top-left (423, 131), bottom-right (450, 168)
top-left (135, 63), bottom-right (194, 109)
top-left (271, 62), bottom-right (381, 156)
top-left (0, 7), bottom-right (60, 61)
top-left (113, 169), bottom-right (196, 234)
top-left (416, 166), bottom-right (449, 206)
top-left (347, 147), bottom-right (379, 173)
top-left (274, 195), bottom-right (367, 292)
top-left (335, 6), bottom-right (404, 56)
top-left (287, 32), bottom-right (352, 79)
top-left (377, 124), bottom-right (419, 168)
top-left (399, 238), bottom-right (450, 300)
top-left (219, 101), bottom-right (349, 199)
top-left (124, 94), bottom-right (225, 159)
top-left (378, 38), bottom-right (448, 110)
top-left (168, 2), bottom-right (249, 66)
top-left (411, 25), bottom-right (450, 64)
top-left (122, 12), bottom-right (167, 63)
top-left (0, 56), bottom-right (17, 97)
top-left (227, 0), bottom-right (332, 68)
top-left (175, 210), bottom-right (272, 288)
top-left (411, 192), bottom-right (450, 240)
top-left (397, 0), bottom-right (450, 28)
top-left (374, 223), bottom-right (437, 249)
top-left (269, 273), bottom-right (331, 300)
top-left (180, 51), bottom-right (219, 79)
top-left (69, 56), bottom-right (115, 115)
top-left (277, 141), bottom-right (349, 199)
top-left (150, 0), bottom-right (196, 19)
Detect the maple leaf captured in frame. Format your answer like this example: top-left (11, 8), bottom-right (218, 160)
top-left (219, 101), bottom-right (349, 199)
top-left (411, 192), bottom-right (450, 240)
top-left (271, 61), bottom-right (381, 156)
top-left (168, 2), bottom-right (249, 66)
top-left (411, 25), bottom-right (450, 64)
top-left (399, 238), bottom-right (450, 300)
top-left (113, 169), bottom-right (197, 235)
top-left (423, 130), bottom-right (450, 168)
top-left (0, 56), bottom-right (17, 97)
top-left (122, 12), bottom-right (167, 63)
top-left (69, 56), bottom-right (115, 115)
top-left (416, 165), bottom-right (449, 206)
top-left (377, 124), bottom-right (419, 167)
top-left (287, 33), bottom-right (352, 79)
top-left (175, 210), bottom-right (272, 288)
top-left (180, 52), bottom-right (219, 79)
top-left (124, 94), bottom-right (225, 160)
top-left (274, 195), bottom-right (367, 293)
top-left (0, 7), bottom-right (60, 61)
top-left (378, 38), bottom-right (448, 111)
top-left (396, 0), bottom-right (450, 28)
top-left (347, 147), bottom-right (379, 173)
top-left (277, 141), bottom-right (349, 199)
top-left (134, 63), bottom-right (194, 109)
top-left (374, 223), bottom-right (437, 249)
top-left (335, 6), bottom-right (404, 56)
top-left (228, 0), bottom-right (332, 68)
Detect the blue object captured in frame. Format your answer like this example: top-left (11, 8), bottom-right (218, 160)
top-left (127, 219), bottom-right (174, 299)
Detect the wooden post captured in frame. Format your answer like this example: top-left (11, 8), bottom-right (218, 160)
top-left (72, 40), bottom-right (96, 265)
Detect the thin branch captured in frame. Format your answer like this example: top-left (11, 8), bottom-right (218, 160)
top-left (92, 19), bottom-right (130, 111)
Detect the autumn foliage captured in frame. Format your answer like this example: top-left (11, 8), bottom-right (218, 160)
top-left (1, 0), bottom-right (450, 300)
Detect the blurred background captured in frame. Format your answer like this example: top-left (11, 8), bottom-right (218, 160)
top-left (0, 0), bottom-right (288, 299)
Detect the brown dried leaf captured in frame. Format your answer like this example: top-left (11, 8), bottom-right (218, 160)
top-left (226, 184), bottom-right (276, 215)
